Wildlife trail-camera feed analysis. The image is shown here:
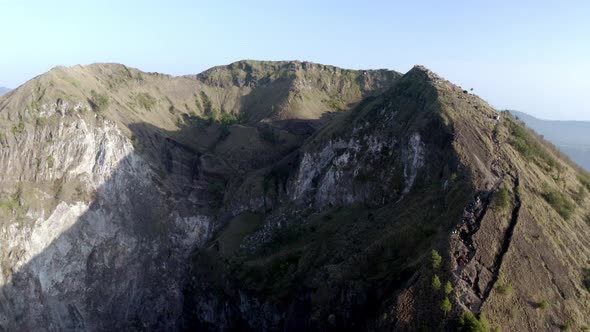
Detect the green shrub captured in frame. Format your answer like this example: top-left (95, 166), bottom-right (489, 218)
top-left (134, 92), bottom-right (157, 111)
top-left (444, 281), bottom-right (454, 295)
top-left (199, 91), bottom-right (215, 117)
top-left (496, 283), bottom-right (513, 295)
top-left (458, 312), bottom-right (490, 332)
top-left (537, 300), bottom-right (549, 310)
top-left (432, 275), bottom-right (441, 291)
top-left (89, 90), bottom-right (109, 112)
top-left (542, 189), bottom-right (576, 220)
top-left (574, 185), bottom-right (587, 203)
top-left (440, 297), bottom-right (451, 315)
top-left (11, 122), bottom-right (25, 135)
top-left (431, 249), bottom-right (442, 270)
top-left (495, 187), bottom-right (510, 209)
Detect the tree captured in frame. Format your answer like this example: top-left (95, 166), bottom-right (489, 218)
top-left (441, 297), bottom-right (452, 316)
top-left (431, 249), bottom-right (442, 270)
top-left (479, 313), bottom-right (490, 331)
top-left (458, 311), bottom-right (491, 332)
top-left (445, 281), bottom-right (454, 295)
top-left (432, 275), bottom-right (442, 291)
top-left (458, 312), bottom-right (481, 331)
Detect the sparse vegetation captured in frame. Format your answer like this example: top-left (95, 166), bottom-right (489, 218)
top-left (496, 283), bottom-right (513, 295)
top-left (537, 300), bottom-right (549, 310)
top-left (495, 187), bottom-right (510, 209)
top-left (89, 90), bottom-right (109, 112)
top-left (11, 122), bottom-right (25, 135)
top-left (134, 92), bottom-right (157, 111)
top-left (431, 249), bottom-right (442, 270)
top-left (574, 185), bottom-right (587, 203)
top-left (322, 98), bottom-right (345, 112)
top-left (215, 113), bottom-right (238, 143)
top-left (218, 112), bottom-right (236, 124)
top-left (542, 188), bottom-right (576, 220)
top-left (506, 118), bottom-right (559, 171)
top-left (199, 91), bottom-right (215, 117)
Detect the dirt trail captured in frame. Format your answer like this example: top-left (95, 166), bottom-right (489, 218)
top-left (480, 174), bottom-right (521, 303)
top-left (451, 119), bottom-right (522, 312)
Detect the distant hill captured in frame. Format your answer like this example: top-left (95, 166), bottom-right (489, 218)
top-left (510, 110), bottom-right (590, 171)
top-left (0, 87), bottom-right (10, 96)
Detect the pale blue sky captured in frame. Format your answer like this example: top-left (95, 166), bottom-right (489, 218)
top-left (1, 1), bottom-right (589, 120)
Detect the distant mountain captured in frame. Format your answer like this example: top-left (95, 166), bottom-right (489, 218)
top-left (510, 110), bottom-right (590, 171)
top-left (0, 87), bottom-right (10, 96)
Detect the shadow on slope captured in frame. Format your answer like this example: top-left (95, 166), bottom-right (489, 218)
top-left (0, 113), bottom-right (325, 331)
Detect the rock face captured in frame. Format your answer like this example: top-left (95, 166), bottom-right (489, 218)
top-left (0, 115), bottom-right (213, 330)
top-left (1, 61), bottom-right (590, 332)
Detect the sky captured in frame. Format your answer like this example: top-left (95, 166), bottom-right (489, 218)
top-left (1, 1), bottom-right (589, 120)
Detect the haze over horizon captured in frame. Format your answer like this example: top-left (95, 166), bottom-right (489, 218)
top-left (2, 0), bottom-right (589, 120)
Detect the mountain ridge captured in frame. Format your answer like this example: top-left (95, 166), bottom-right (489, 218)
top-left (509, 110), bottom-right (590, 171)
top-left (0, 60), bottom-right (589, 331)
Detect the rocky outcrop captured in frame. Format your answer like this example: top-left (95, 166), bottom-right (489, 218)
top-left (0, 109), bottom-right (214, 330)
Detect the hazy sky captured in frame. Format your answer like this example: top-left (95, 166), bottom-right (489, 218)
top-left (1, 1), bottom-right (589, 120)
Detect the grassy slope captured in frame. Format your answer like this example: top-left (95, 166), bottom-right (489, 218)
top-left (430, 70), bottom-right (590, 330)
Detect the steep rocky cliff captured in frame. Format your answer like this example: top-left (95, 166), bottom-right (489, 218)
top-left (1, 61), bottom-right (589, 331)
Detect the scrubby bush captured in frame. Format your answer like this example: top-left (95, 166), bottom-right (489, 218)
top-left (89, 90), bottom-right (109, 112)
top-left (542, 189), bottom-right (576, 220)
top-left (199, 91), bottom-right (215, 117)
top-left (495, 187), bottom-right (510, 209)
top-left (537, 300), bottom-right (549, 310)
top-left (11, 121), bottom-right (25, 135)
top-left (134, 92), bottom-right (157, 111)
top-left (496, 283), bottom-right (513, 295)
